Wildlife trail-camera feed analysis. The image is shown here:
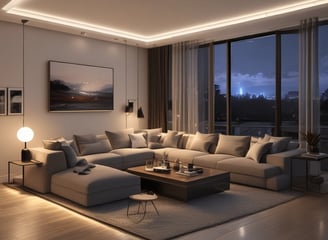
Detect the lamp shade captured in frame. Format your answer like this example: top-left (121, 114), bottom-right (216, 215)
top-left (17, 127), bottom-right (34, 143)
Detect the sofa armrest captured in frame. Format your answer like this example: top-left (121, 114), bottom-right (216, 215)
top-left (266, 148), bottom-right (305, 174)
top-left (24, 147), bottom-right (67, 193)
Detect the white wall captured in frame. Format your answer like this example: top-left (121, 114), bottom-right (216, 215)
top-left (0, 21), bottom-right (148, 182)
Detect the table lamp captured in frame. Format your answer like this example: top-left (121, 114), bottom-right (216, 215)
top-left (17, 126), bottom-right (34, 162)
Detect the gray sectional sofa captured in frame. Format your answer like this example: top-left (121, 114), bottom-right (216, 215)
top-left (24, 128), bottom-right (303, 206)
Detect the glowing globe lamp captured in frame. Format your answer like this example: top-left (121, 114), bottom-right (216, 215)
top-left (17, 127), bottom-right (34, 162)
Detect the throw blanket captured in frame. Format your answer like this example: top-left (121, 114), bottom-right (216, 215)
top-left (73, 159), bottom-right (96, 175)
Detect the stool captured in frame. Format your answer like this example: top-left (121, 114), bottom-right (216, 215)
top-left (127, 192), bottom-right (159, 222)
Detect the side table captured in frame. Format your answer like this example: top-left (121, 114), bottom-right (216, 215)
top-left (8, 160), bottom-right (42, 186)
top-left (127, 192), bottom-right (159, 223)
top-left (290, 153), bottom-right (328, 191)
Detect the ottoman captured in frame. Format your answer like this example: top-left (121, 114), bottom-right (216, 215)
top-left (51, 164), bottom-right (141, 207)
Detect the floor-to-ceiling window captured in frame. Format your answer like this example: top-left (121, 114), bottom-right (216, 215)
top-left (230, 35), bottom-right (276, 136)
top-left (214, 43), bottom-right (227, 134)
top-left (281, 33), bottom-right (299, 138)
top-left (319, 23), bottom-right (328, 153)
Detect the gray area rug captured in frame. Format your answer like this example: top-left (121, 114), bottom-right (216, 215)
top-left (23, 184), bottom-right (301, 240)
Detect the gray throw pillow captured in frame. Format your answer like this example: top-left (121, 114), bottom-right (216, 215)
top-left (42, 137), bottom-right (66, 150)
top-left (215, 134), bottom-right (251, 157)
top-left (61, 142), bottom-right (78, 168)
top-left (74, 134), bottom-right (112, 155)
top-left (105, 128), bottom-right (134, 149)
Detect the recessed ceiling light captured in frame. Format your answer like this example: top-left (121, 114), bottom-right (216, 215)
top-left (3, 0), bottom-right (328, 45)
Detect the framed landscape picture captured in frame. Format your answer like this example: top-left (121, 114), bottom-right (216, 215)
top-left (49, 61), bottom-right (114, 112)
top-left (8, 88), bottom-right (23, 115)
top-left (0, 88), bottom-right (7, 115)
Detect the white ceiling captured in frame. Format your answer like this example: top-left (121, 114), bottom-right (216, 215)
top-left (1, 0), bottom-right (328, 47)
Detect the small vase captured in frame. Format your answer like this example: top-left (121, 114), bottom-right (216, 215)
top-left (308, 144), bottom-right (319, 154)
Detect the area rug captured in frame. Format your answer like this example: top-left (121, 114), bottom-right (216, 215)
top-left (18, 184), bottom-right (301, 240)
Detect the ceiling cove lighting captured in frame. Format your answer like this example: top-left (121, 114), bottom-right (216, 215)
top-left (3, 0), bottom-right (328, 44)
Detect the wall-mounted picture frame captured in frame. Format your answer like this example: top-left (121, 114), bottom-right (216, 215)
top-left (49, 60), bottom-right (114, 112)
top-left (0, 88), bottom-right (7, 116)
top-left (8, 88), bottom-right (23, 115)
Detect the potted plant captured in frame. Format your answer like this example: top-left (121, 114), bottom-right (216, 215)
top-left (302, 131), bottom-right (320, 154)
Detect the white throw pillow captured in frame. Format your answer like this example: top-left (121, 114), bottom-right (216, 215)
top-left (129, 133), bottom-right (147, 148)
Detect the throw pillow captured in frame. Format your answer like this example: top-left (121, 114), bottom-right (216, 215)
top-left (74, 134), bottom-right (112, 155)
top-left (189, 131), bottom-right (218, 153)
top-left (143, 128), bottom-right (162, 143)
top-left (263, 134), bottom-right (291, 153)
top-left (105, 128), bottom-right (134, 149)
top-left (61, 142), bottom-right (78, 167)
top-left (215, 134), bottom-right (251, 157)
top-left (162, 130), bottom-right (183, 148)
top-left (42, 137), bottom-right (66, 150)
top-left (129, 133), bottom-right (147, 148)
top-left (246, 142), bottom-right (272, 162)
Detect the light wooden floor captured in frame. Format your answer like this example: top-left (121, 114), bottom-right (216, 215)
top-left (1, 184), bottom-right (327, 240)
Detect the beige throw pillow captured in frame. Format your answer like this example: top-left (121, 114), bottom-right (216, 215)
top-left (246, 142), bottom-right (272, 162)
top-left (163, 130), bottom-right (183, 148)
top-left (215, 134), bottom-right (251, 157)
top-left (189, 131), bottom-right (218, 153)
top-left (262, 134), bottom-right (291, 153)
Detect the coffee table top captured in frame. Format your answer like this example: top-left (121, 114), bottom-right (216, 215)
top-left (127, 165), bottom-right (229, 183)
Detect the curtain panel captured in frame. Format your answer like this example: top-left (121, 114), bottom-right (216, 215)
top-left (299, 17), bottom-right (320, 149)
top-left (148, 46), bottom-right (171, 131)
top-left (172, 41), bottom-right (199, 133)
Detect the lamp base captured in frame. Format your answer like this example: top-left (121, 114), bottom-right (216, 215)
top-left (21, 149), bottom-right (32, 162)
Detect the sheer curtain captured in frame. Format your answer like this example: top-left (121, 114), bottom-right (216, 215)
top-left (299, 17), bottom-right (320, 149)
top-left (172, 41), bottom-right (199, 133)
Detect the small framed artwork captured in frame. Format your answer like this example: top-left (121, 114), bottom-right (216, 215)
top-left (8, 88), bottom-right (23, 115)
top-left (0, 88), bottom-right (7, 115)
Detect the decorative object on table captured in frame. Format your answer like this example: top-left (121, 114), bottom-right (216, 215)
top-left (302, 131), bottom-right (320, 153)
top-left (173, 159), bottom-right (180, 171)
top-left (145, 159), bottom-right (154, 171)
top-left (49, 60), bottom-right (114, 112)
top-left (17, 126), bottom-right (34, 162)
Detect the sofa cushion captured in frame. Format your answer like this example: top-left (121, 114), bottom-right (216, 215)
top-left (105, 128), bottom-right (134, 149)
top-left (81, 152), bottom-right (123, 169)
top-left (128, 133), bottom-right (147, 148)
top-left (187, 131), bottom-right (218, 153)
top-left (246, 142), bottom-right (272, 163)
top-left (215, 134), bottom-right (251, 157)
top-left (217, 158), bottom-right (282, 178)
top-left (51, 164), bottom-right (141, 206)
top-left (163, 130), bottom-right (183, 148)
top-left (111, 148), bottom-right (154, 169)
top-left (193, 154), bottom-right (235, 169)
top-left (74, 134), bottom-right (112, 155)
top-left (165, 148), bottom-right (208, 164)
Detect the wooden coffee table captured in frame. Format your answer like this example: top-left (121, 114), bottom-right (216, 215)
top-left (127, 166), bottom-right (230, 201)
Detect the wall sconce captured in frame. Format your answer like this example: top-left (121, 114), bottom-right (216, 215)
top-left (125, 101), bottom-right (134, 113)
top-left (137, 107), bottom-right (144, 118)
top-left (17, 126), bottom-right (34, 162)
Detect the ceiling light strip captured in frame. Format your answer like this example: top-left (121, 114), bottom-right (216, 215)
top-left (3, 0), bottom-right (328, 43)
